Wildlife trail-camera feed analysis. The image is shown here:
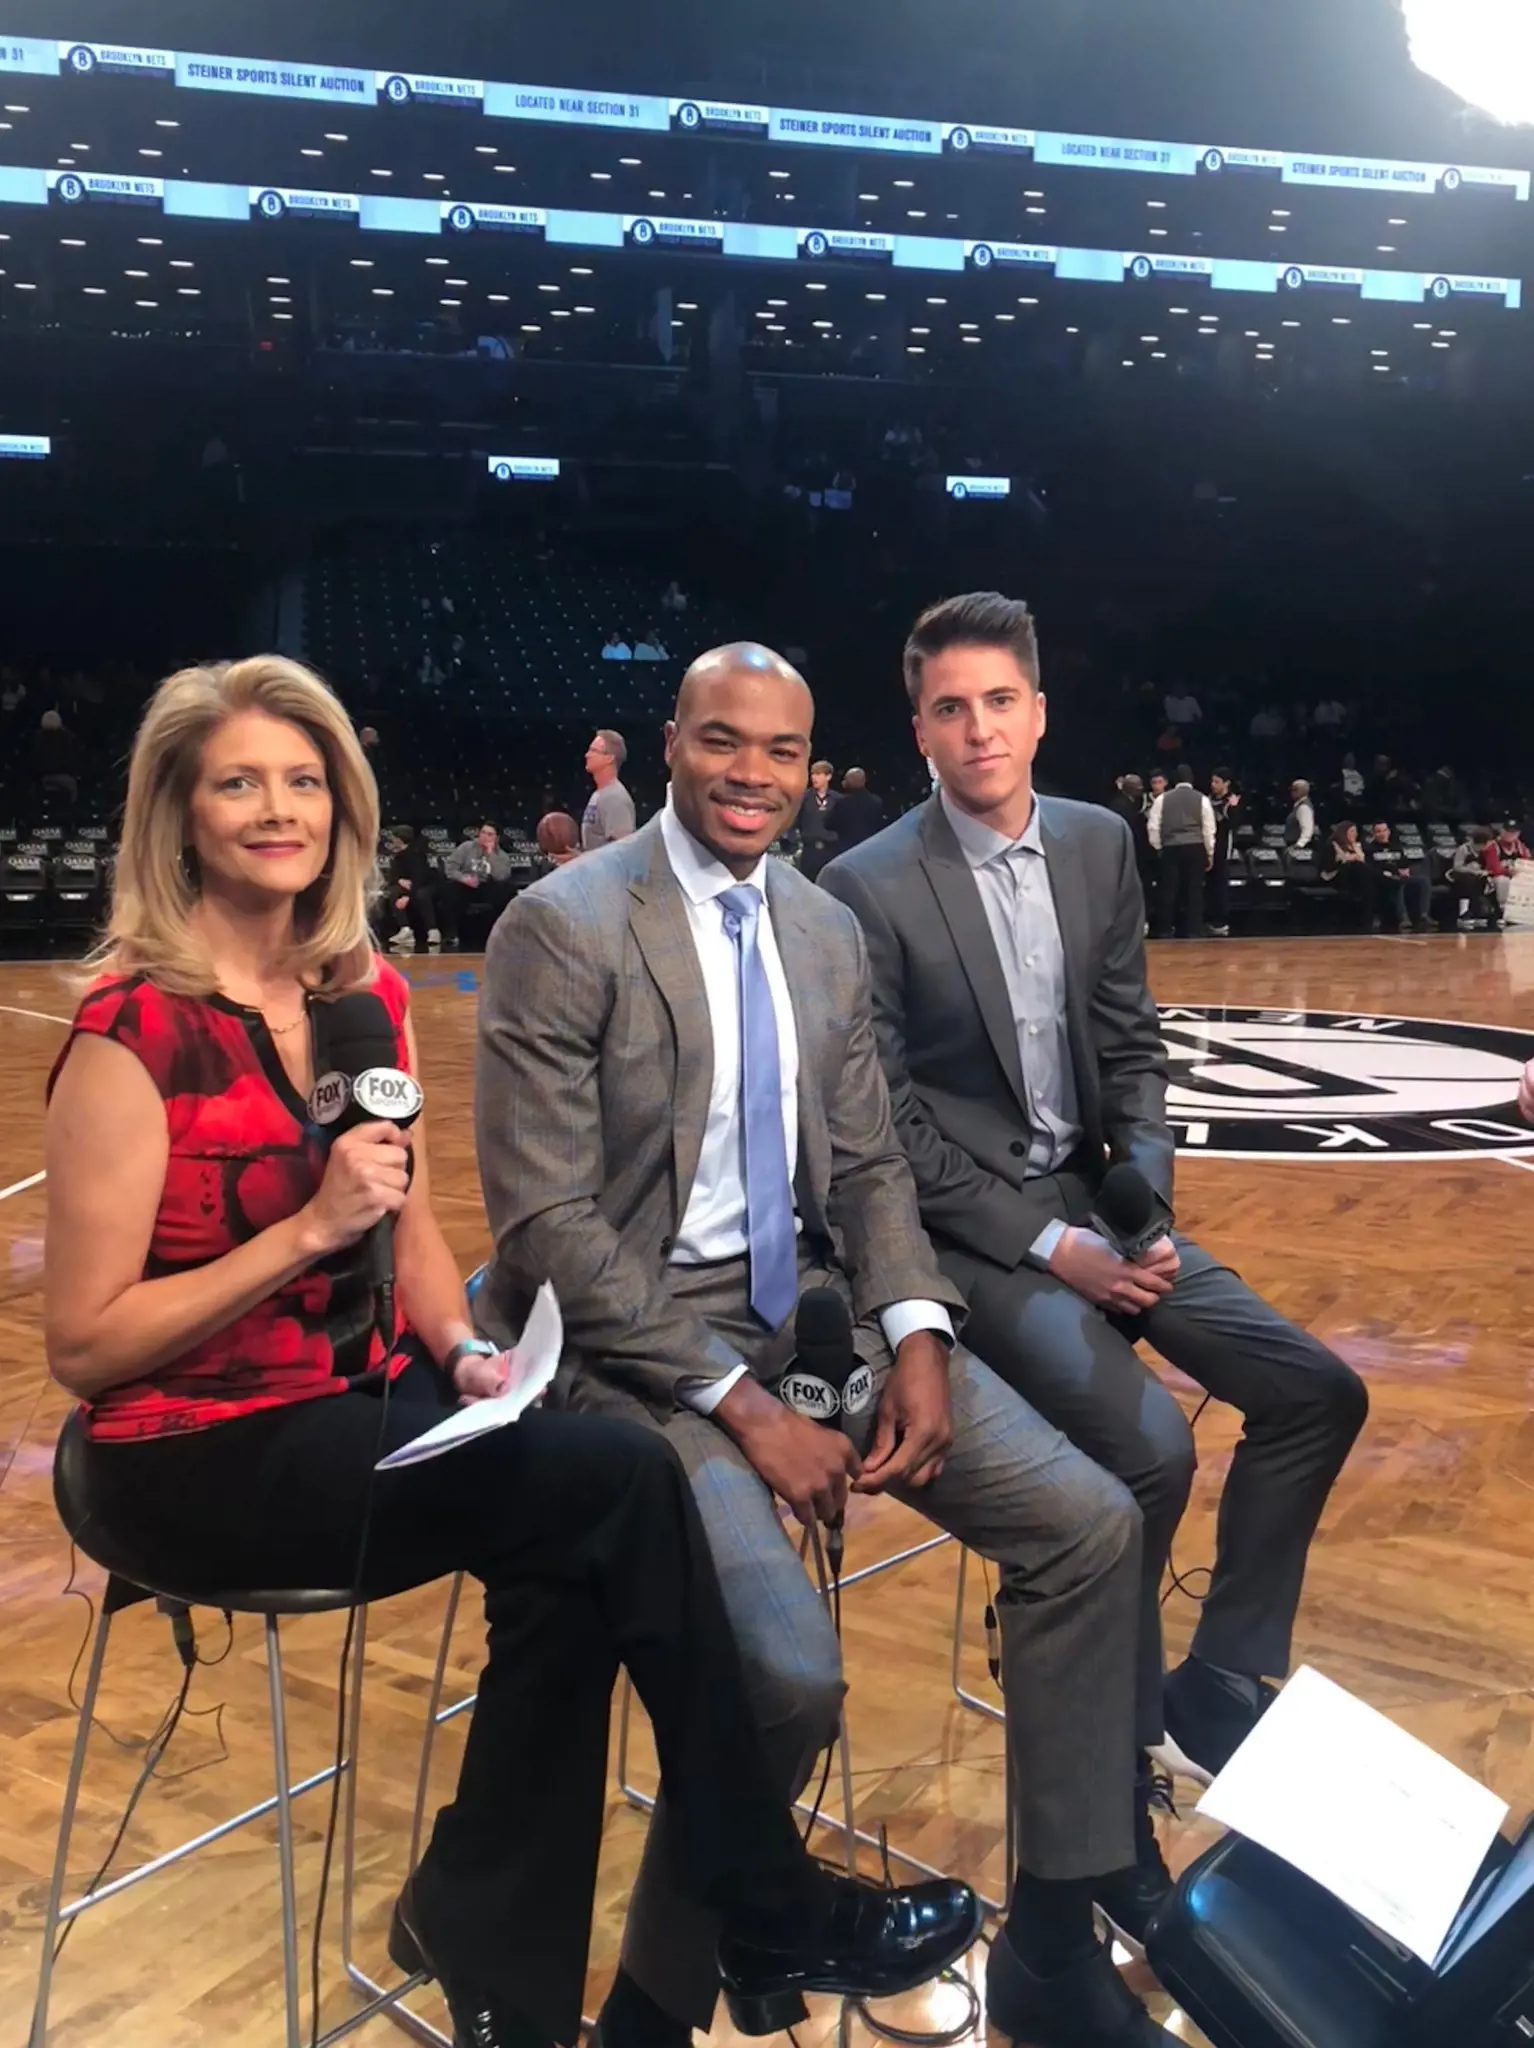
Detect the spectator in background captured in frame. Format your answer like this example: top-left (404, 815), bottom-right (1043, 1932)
top-left (1286, 780), bottom-right (1318, 849)
top-left (440, 822), bottom-right (512, 952)
top-left (796, 759), bottom-right (840, 881)
top-left (1153, 724), bottom-right (1181, 760)
top-left (1313, 696), bottom-right (1348, 735)
top-left (1448, 827), bottom-right (1500, 930)
top-left (1423, 764), bottom-right (1469, 823)
top-left (1484, 823), bottom-right (1531, 922)
top-left (359, 725), bottom-right (382, 769)
top-left (602, 632), bottom-right (633, 662)
top-left (1111, 774), bottom-right (1156, 927)
top-left (1320, 821), bottom-right (1370, 928)
top-left (581, 730), bottom-right (637, 850)
top-left (1339, 753), bottom-right (1365, 801)
top-left (383, 825), bottom-right (440, 953)
top-left (1366, 822), bottom-right (1430, 933)
top-left (1146, 764), bottom-right (1215, 939)
top-left (0, 669), bottom-right (24, 718)
top-left (832, 766), bottom-right (885, 850)
top-left (1208, 769), bottom-right (1241, 937)
top-left (1369, 755), bottom-right (1414, 817)
top-left (1250, 703), bottom-right (1286, 741)
top-left (660, 579), bottom-right (688, 615)
top-left (1163, 685), bottom-right (1202, 732)
top-left (1147, 770), bottom-right (1169, 805)
top-left (34, 708), bottom-right (82, 805)
top-left (633, 627), bottom-right (670, 662)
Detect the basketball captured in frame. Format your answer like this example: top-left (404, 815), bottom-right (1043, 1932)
top-left (536, 810), bottom-right (580, 856)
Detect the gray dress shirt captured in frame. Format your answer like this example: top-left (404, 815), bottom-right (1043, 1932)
top-left (940, 790), bottom-right (1082, 1254)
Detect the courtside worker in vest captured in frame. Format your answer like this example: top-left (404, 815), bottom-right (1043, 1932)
top-left (41, 656), bottom-right (978, 2048)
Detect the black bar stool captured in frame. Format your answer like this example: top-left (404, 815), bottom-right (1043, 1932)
top-left (30, 1409), bottom-right (455, 2048)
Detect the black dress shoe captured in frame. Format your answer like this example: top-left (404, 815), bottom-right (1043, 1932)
top-left (389, 1875), bottom-right (547, 2048)
top-left (986, 1927), bottom-right (1178, 2046)
top-left (1156, 1658), bottom-right (1278, 1784)
top-left (718, 1873), bottom-right (983, 2037)
top-left (1092, 1766), bottom-right (1175, 1955)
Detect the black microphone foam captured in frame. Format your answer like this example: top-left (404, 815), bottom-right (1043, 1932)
top-left (781, 1288), bottom-right (873, 1426)
top-left (309, 990), bottom-right (422, 1332)
top-left (1095, 1163), bottom-right (1160, 1239)
top-left (1091, 1161), bottom-right (1173, 1261)
top-left (311, 992), bottom-right (416, 1135)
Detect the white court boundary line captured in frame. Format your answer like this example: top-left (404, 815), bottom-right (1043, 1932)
top-left (0, 1000), bottom-right (71, 1201)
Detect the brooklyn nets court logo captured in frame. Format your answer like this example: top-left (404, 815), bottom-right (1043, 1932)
top-left (1158, 1006), bottom-right (1534, 1159)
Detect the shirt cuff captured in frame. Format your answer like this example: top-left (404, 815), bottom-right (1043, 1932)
top-left (1027, 1217), bottom-right (1070, 1271)
top-left (878, 1300), bottom-right (955, 1353)
top-left (678, 1363), bottom-right (749, 1417)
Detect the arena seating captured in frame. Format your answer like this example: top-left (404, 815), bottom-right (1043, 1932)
top-left (302, 532), bottom-right (738, 821)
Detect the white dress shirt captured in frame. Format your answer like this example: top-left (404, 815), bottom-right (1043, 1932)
top-left (659, 794), bottom-right (952, 1413)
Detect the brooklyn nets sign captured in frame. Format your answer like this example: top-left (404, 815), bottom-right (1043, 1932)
top-left (1157, 1006), bottom-right (1534, 1160)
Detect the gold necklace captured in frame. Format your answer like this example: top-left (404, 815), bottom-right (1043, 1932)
top-left (264, 1009), bottom-right (309, 1037)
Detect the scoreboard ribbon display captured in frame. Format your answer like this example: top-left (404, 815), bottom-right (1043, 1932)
top-left (0, 157), bottom-right (1521, 307)
top-left (4, 25), bottom-right (1526, 202)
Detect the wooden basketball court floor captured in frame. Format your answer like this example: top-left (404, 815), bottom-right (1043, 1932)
top-left (2, 934), bottom-right (1533, 2048)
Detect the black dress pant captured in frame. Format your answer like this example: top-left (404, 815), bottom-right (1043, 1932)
top-left (78, 1355), bottom-right (813, 2046)
top-left (939, 1172), bottom-right (1367, 1748)
top-left (1156, 843), bottom-right (1206, 938)
top-left (437, 878), bottom-right (511, 949)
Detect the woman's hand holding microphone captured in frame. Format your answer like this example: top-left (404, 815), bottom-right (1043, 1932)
top-left (299, 1124), bottom-right (515, 1401)
top-left (299, 1121), bottom-right (412, 1258)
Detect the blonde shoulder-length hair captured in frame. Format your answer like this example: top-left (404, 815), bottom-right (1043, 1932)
top-left (92, 655), bottom-right (381, 998)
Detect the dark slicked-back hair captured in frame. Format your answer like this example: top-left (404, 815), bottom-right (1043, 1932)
top-left (903, 591), bottom-right (1040, 707)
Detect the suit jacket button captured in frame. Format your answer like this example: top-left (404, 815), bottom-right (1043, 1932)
top-left (1009, 1141), bottom-right (1027, 1157)
top-left (659, 1235), bottom-right (674, 1256)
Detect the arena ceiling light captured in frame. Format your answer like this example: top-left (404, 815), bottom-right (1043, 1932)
top-left (865, 291), bottom-right (887, 300)
top-left (1403, 0), bottom-right (1534, 123)
top-left (858, 191), bottom-right (879, 201)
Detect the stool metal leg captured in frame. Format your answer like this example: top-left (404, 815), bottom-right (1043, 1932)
top-left (951, 1545), bottom-right (1004, 1724)
top-left (266, 1614), bottom-right (306, 2048)
top-left (339, 1591), bottom-right (452, 2048)
top-left (29, 1606), bottom-right (114, 2048)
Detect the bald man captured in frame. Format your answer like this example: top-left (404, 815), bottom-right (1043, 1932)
top-left (476, 644), bottom-right (1175, 2048)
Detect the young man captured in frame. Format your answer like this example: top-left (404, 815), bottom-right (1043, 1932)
top-left (820, 591), bottom-right (1367, 1796)
top-left (478, 644), bottom-right (1181, 2048)
top-left (581, 729), bottom-right (637, 850)
top-left (441, 822), bottom-right (512, 951)
top-left (1207, 770), bottom-right (1242, 937)
top-left (795, 758), bottom-right (840, 881)
top-left (1366, 821), bottom-right (1430, 933)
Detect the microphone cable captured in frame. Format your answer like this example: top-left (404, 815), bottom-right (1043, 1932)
top-left (1160, 1393), bottom-right (1214, 1608)
top-left (50, 1573), bottom-right (233, 1965)
top-left (799, 1517), bottom-right (844, 1849)
top-left (307, 1289), bottom-right (397, 2048)
top-left (800, 1518), bottom-right (986, 2048)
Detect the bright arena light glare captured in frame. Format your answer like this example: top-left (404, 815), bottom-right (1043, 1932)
top-left (1403, 0), bottom-right (1534, 123)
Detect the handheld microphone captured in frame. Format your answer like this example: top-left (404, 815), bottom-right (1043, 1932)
top-left (778, 1289), bottom-right (873, 1571)
top-left (307, 991), bottom-right (424, 1345)
top-left (1090, 1161), bottom-right (1175, 1264)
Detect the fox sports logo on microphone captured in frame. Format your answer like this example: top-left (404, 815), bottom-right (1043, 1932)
top-left (353, 1068), bottom-right (425, 1120)
top-left (778, 1360), bottom-right (876, 1419)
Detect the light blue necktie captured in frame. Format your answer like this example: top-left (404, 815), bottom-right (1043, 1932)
top-left (718, 886), bottom-right (798, 1331)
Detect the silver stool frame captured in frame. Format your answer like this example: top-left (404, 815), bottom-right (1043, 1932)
top-left (614, 1526), bottom-right (1013, 1914)
top-left (30, 1578), bottom-right (472, 2048)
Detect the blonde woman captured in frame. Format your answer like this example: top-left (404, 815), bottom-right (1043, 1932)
top-left (42, 657), bottom-right (977, 2048)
